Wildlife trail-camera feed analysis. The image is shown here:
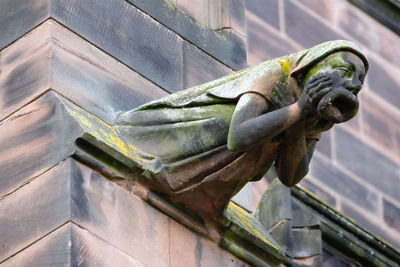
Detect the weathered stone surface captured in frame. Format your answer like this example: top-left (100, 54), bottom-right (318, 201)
top-left (342, 203), bottom-right (400, 248)
top-left (291, 199), bottom-right (320, 228)
top-left (126, 0), bottom-right (247, 70)
top-left (0, 0), bottom-right (50, 50)
top-left (51, 0), bottom-right (183, 92)
top-left (0, 160), bottom-right (72, 262)
top-left (2, 223), bottom-right (145, 267)
top-left (336, 0), bottom-right (400, 67)
top-left (292, 228), bottom-right (322, 258)
top-left (299, 0), bottom-right (333, 20)
top-left (0, 158), bottom-right (170, 265)
top-left (268, 220), bottom-right (293, 253)
top-left (0, 24), bottom-right (51, 120)
top-left (176, 0), bottom-right (206, 25)
top-left (361, 93), bottom-right (400, 158)
top-left (169, 219), bottom-right (247, 267)
top-left (256, 178), bottom-right (292, 230)
top-left (183, 42), bottom-right (233, 89)
top-left (299, 179), bottom-right (336, 207)
top-left (245, 0), bottom-right (280, 30)
top-left (367, 57), bottom-right (400, 109)
top-left (229, 0), bottom-right (246, 36)
top-left (0, 1), bottom-right (184, 91)
top-left (284, 0), bottom-right (344, 48)
top-left (246, 10), bottom-right (300, 65)
top-left (224, 202), bottom-right (286, 261)
top-left (309, 153), bottom-right (379, 211)
top-left (383, 199), bottom-right (400, 231)
top-left (0, 20), bottom-right (167, 123)
top-left (334, 128), bottom-right (400, 201)
top-left (0, 92), bottom-right (82, 197)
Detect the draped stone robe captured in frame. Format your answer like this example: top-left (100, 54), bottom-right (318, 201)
top-left (116, 40), bottom-right (368, 219)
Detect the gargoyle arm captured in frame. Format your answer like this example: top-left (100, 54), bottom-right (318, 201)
top-left (227, 92), bottom-right (304, 152)
top-left (274, 122), bottom-right (319, 186)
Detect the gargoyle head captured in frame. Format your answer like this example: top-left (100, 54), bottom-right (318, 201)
top-left (303, 51), bottom-right (367, 123)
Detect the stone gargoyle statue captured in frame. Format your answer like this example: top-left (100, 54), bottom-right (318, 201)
top-left (116, 40), bottom-right (368, 220)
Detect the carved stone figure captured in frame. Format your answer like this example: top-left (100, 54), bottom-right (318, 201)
top-left (116, 40), bottom-right (368, 220)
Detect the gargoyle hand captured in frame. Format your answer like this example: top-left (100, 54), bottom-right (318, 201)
top-left (298, 73), bottom-right (332, 114)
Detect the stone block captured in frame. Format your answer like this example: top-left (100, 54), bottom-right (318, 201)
top-left (383, 199), bottom-right (400, 231)
top-left (0, 92), bottom-right (82, 196)
top-left (0, 20), bottom-right (167, 123)
top-left (176, 0), bottom-right (206, 24)
top-left (0, 160), bottom-right (73, 261)
top-left (367, 57), bottom-right (400, 109)
top-left (334, 128), bottom-right (400, 201)
top-left (294, 0), bottom-right (333, 21)
top-left (336, 0), bottom-right (400, 67)
top-left (283, 0), bottom-right (344, 48)
top-left (229, 0), bottom-right (246, 36)
top-left (291, 228), bottom-right (322, 258)
top-left (169, 219), bottom-right (246, 266)
top-left (246, 10), bottom-right (300, 66)
top-left (126, 0), bottom-right (247, 70)
top-left (0, 25), bottom-right (51, 120)
top-left (0, 158), bottom-right (171, 265)
top-left (291, 199), bottom-right (320, 229)
top-left (269, 220), bottom-right (293, 253)
top-left (51, 0), bottom-right (184, 92)
top-left (183, 42), bottom-right (233, 89)
top-left (0, 0), bottom-right (50, 50)
top-left (245, 0), bottom-right (280, 30)
top-left (2, 223), bottom-right (145, 266)
top-left (0, 1), bottom-right (185, 92)
top-left (256, 178), bottom-right (292, 230)
top-left (361, 93), bottom-right (400, 158)
top-left (309, 154), bottom-right (379, 211)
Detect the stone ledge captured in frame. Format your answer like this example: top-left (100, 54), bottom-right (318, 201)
top-left (292, 185), bottom-right (400, 266)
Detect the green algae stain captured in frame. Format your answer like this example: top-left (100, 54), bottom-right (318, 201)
top-left (225, 202), bottom-right (281, 250)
